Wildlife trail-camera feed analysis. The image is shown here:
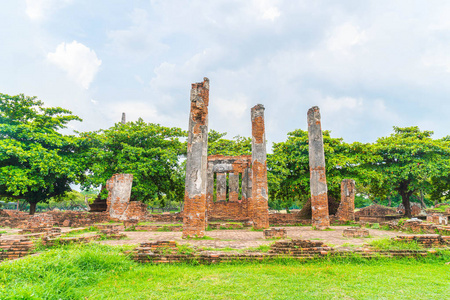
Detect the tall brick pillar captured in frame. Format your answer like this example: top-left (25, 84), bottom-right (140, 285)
top-left (206, 164), bottom-right (214, 211)
top-left (336, 179), bottom-right (356, 222)
top-left (183, 78), bottom-right (209, 238)
top-left (106, 173), bottom-right (133, 220)
top-left (251, 104), bottom-right (269, 229)
top-left (307, 106), bottom-right (330, 229)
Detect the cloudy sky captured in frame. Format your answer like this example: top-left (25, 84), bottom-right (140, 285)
top-left (2, 1), bottom-right (450, 146)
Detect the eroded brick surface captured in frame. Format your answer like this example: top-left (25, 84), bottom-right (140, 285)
top-left (343, 227), bottom-right (369, 238)
top-left (183, 78), bottom-right (210, 238)
top-left (335, 179), bottom-right (356, 222)
top-left (427, 213), bottom-right (448, 225)
top-left (251, 104), bottom-right (269, 229)
top-left (307, 106), bottom-right (330, 229)
top-left (355, 204), bottom-right (397, 220)
top-left (106, 173), bottom-right (144, 221)
top-left (206, 155), bottom-right (252, 220)
top-left (264, 228), bottom-right (287, 239)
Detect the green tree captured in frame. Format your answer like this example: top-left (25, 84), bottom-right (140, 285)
top-left (79, 119), bottom-right (187, 207)
top-left (268, 129), bottom-right (358, 211)
top-left (359, 127), bottom-right (450, 217)
top-left (0, 93), bottom-right (82, 214)
top-left (208, 130), bottom-right (251, 156)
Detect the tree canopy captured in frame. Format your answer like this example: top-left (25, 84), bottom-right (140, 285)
top-left (268, 129), bottom-right (358, 210)
top-left (358, 126), bottom-right (450, 217)
top-left (79, 119), bottom-right (187, 207)
top-left (0, 93), bottom-right (82, 214)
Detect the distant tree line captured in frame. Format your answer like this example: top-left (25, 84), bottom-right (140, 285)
top-left (2, 93), bottom-right (450, 217)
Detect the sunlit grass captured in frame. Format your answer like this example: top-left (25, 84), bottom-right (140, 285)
top-left (0, 243), bottom-right (449, 299)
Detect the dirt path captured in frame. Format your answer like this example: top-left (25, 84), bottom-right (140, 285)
top-left (99, 226), bottom-right (410, 249)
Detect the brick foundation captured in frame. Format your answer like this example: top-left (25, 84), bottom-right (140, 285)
top-left (0, 238), bottom-right (34, 261)
top-left (343, 227), bottom-right (369, 238)
top-left (355, 204), bottom-right (397, 221)
top-left (264, 228), bottom-right (287, 239)
top-left (426, 213), bottom-right (448, 225)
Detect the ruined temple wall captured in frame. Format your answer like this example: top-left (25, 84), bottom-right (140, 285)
top-left (207, 199), bottom-right (250, 220)
top-left (206, 155), bottom-right (252, 221)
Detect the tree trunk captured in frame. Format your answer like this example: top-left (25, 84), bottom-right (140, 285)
top-left (17, 200), bottom-right (20, 211)
top-left (399, 192), bottom-right (412, 218)
top-left (387, 196), bottom-right (391, 207)
top-left (419, 190), bottom-right (426, 209)
top-left (29, 202), bottom-right (37, 215)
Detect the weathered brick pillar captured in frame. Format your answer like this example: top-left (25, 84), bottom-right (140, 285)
top-left (229, 173), bottom-right (239, 202)
top-left (307, 106), bottom-right (330, 229)
top-left (251, 104), bottom-right (269, 229)
top-left (243, 166), bottom-right (252, 216)
top-left (183, 77), bottom-right (209, 238)
top-left (336, 179), bottom-right (356, 222)
top-left (206, 164), bottom-right (214, 211)
top-left (216, 173), bottom-right (227, 201)
top-left (106, 173), bottom-right (133, 220)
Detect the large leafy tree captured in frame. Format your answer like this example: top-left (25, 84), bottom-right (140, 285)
top-left (208, 130), bottom-right (251, 156)
top-left (79, 119), bottom-right (187, 207)
top-left (268, 129), bottom-right (358, 210)
top-left (0, 93), bottom-right (82, 214)
top-left (359, 127), bottom-right (450, 217)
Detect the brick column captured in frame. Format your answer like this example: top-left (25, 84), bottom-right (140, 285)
top-left (183, 78), bottom-right (209, 238)
top-left (106, 173), bottom-right (133, 220)
top-left (242, 166), bottom-right (252, 217)
top-left (307, 106), bottom-right (330, 229)
top-left (336, 179), bottom-right (356, 222)
top-left (206, 163), bottom-right (214, 212)
top-left (216, 173), bottom-right (227, 201)
top-left (251, 104), bottom-right (269, 229)
top-left (229, 173), bottom-right (239, 202)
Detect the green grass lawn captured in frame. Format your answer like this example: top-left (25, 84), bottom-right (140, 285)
top-left (1, 244), bottom-right (449, 299)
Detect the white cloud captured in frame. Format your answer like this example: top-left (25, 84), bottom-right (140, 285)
top-left (422, 46), bottom-right (450, 73)
top-left (214, 96), bottom-right (249, 118)
top-left (25, 0), bottom-right (71, 21)
top-left (255, 0), bottom-right (281, 21)
top-left (107, 8), bottom-right (168, 60)
top-left (320, 96), bottom-right (364, 113)
top-left (327, 23), bottom-right (367, 53)
top-left (47, 41), bottom-right (102, 89)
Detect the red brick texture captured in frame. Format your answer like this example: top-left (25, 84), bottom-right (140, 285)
top-left (335, 179), bottom-right (356, 222)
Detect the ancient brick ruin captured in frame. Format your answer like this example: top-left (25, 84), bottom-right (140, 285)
top-left (427, 213), bottom-right (448, 225)
top-left (106, 173), bottom-right (147, 221)
top-left (207, 155), bottom-right (252, 220)
top-left (307, 106), bottom-right (330, 229)
top-left (183, 78), bottom-right (210, 238)
top-left (343, 227), bottom-right (369, 238)
top-left (264, 228), bottom-right (287, 239)
top-left (183, 78), bottom-right (269, 237)
top-left (335, 179), bottom-right (356, 222)
top-left (251, 104), bottom-right (270, 229)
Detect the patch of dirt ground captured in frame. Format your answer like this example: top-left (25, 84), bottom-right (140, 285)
top-left (99, 226), bottom-right (414, 249)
